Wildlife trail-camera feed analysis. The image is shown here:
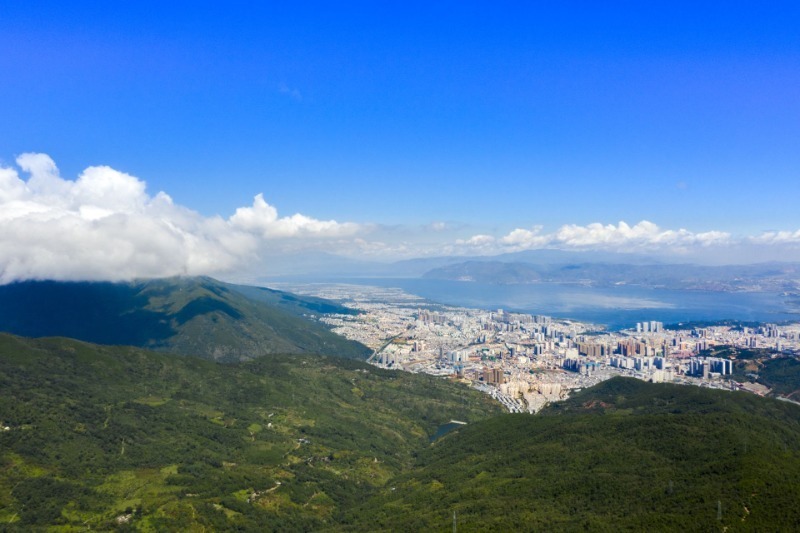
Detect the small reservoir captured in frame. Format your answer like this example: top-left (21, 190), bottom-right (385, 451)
top-left (431, 420), bottom-right (467, 442)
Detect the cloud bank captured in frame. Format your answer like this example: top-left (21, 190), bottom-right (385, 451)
top-left (451, 222), bottom-right (800, 263)
top-left (494, 221), bottom-right (731, 253)
top-left (0, 153), bottom-right (360, 284)
top-left (4, 153), bottom-right (800, 283)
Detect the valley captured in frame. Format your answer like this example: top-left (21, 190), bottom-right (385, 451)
top-left (2, 277), bottom-right (800, 530)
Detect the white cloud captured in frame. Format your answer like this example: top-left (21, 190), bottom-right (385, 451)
top-left (491, 220), bottom-right (731, 253)
top-left (750, 230), bottom-right (800, 245)
top-left (229, 193), bottom-right (361, 238)
top-left (499, 226), bottom-right (548, 248)
top-left (0, 153), bottom-right (362, 284)
top-left (16, 153), bottom-right (70, 198)
top-left (455, 234), bottom-right (496, 248)
top-left (5, 153), bottom-right (800, 281)
top-left (468, 234), bottom-right (495, 245)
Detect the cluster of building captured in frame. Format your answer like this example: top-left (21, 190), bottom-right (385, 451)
top-left (270, 283), bottom-right (800, 413)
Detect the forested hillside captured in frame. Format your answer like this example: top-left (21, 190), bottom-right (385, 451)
top-left (0, 334), bottom-right (500, 530)
top-left (349, 377), bottom-right (800, 531)
top-left (0, 277), bottom-right (369, 361)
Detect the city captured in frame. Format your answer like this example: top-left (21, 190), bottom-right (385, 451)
top-left (277, 282), bottom-right (800, 413)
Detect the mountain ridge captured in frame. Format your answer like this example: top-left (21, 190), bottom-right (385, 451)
top-left (0, 276), bottom-right (369, 362)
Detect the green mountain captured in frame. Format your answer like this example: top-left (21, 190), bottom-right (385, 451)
top-left (0, 277), bottom-right (369, 362)
top-left (3, 332), bottom-right (800, 531)
top-left (0, 333), bottom-right (501, 530)
top-left (225, 282), bottom-right (359, 319)
top-left (349, 377), bottom-right (800, 531)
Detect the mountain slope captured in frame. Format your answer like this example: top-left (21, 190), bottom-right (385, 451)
top-left (0, 277), bottom-right (369, 361)
top-left (0, 333), bottom-right (501, 530)
top-left (225, 282), bottom-right (359, 318)
top-left (3, 332), bottom-right (800, 530)
top-left (350, 377), bottom-right (800, 531)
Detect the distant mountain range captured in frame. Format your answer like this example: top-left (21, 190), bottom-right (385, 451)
top-left (254, 250), bottom-right (800, 295)
top-left (423, 260), bottom-right (800, 292)
top-left (0, 276), bottom-right (369, 362)
top-left (253, 249), bottom-right (667, 280)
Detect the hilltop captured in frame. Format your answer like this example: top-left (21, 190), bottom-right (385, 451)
top-left (0, 277), bottom-right (369, 362)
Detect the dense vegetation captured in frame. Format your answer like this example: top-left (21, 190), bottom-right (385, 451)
top-left (225, 283), bottom-right (360, 318)
top-left (3, 324), bottom-right (800, 530)
top-left (0, 333), bottom-right (500, 530)
top-left (699, 345), bottom-right (800, 400)
top-left (348, 378), bottom-right (800, 531)
top-left (0, 277), bottom-right (369, 361)
top-left (663, 320), bottom-right (766, 331)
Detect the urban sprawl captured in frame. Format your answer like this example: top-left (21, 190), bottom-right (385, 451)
top-left (277, 283), bottom-right (800, 413)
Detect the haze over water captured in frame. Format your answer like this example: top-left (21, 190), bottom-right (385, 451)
top-left (340, 278), bottom-right (798, 330)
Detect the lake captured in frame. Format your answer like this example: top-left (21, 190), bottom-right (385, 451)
top-left (337, 278), bottom-right (800, 330)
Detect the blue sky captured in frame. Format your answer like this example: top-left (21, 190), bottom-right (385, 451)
top-left (1, 2), bottom-right (800, 280)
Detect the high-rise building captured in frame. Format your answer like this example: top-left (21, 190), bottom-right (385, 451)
top-left (483, 367), bottom-right (504, 385)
